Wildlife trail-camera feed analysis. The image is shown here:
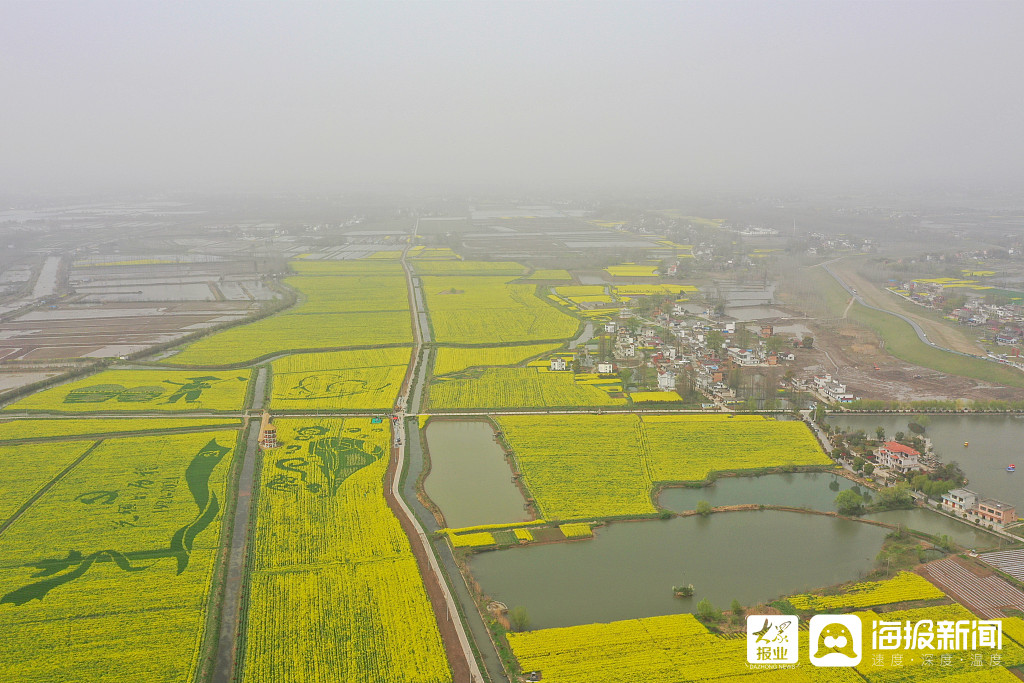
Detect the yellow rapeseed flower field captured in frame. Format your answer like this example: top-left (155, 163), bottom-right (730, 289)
top-left (0, 431), bottom-right (238, 680)
top-left (167, 274), bottom-right (413, 365)
top-left (4, 369), bottom-right (252, 413)
top-left (242, 418), bottom-right (451, 683)
top-left (428, 368), bottom-right (627, 410)
top-left (496, 414), bottom-right (831, 520)
top-left (422, 276), bottom-right (580, 344)
top-left (270, 348), bottom-right (411, 411)
top-left (788, 572), bottom-right (945, 611)
top-left (432, 344), bottom-right (563, 376)
top-left (0, 417), bottom-right (240, 441)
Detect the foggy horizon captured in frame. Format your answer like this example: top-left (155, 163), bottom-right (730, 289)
top-left (3, 1), bottom-right (1023, 196)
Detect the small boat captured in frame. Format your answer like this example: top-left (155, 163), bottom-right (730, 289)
top-left (1009, 464), bottom-right (1016, 472)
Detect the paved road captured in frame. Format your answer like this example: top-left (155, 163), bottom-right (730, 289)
top-left (397, 244), bottom-right (486, 683)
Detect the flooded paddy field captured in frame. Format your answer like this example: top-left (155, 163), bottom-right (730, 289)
top-left (0, 302), bottom-right (258, 360)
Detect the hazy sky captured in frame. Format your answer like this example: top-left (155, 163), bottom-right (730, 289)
top-left (2, 1), bottom-right (1023, 194)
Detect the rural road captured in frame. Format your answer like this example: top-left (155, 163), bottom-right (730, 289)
top-left (819, 260), bottom-right (988, 363)
top-left (397, 243), bottom-right (486, 683)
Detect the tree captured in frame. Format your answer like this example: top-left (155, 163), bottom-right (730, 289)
top-left (706, 330), bottom-right (724, 353)
top-left (876, 427), bottom-right (886, 441)
top-left (766, 335), bottom-right (787, 354)
top-left (801, 335), bottom-right (814, 348)
top-left (863, 462), bottom-right (875, 476)
top-left (835, 489), bottom-right (866, 516)
top-left (876, 483), bottom-right (914, 510)
top-left (696, 598), bottom-right (721, 622)
top-left (852, 456), bottom-right (865, 473)
top-left (696, 500), bottom-right (712, 516)
top-left (730, 599), bottom-right (744, 624)
top-left (894, 431), bottom-right (905, 442)
top-left (508, 606), bottom-right (531, 633)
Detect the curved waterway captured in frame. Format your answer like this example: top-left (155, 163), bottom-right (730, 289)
top-left (422, 420), bottom-right (529, 528)
top-left (469, 510), bottom-right (889, 629)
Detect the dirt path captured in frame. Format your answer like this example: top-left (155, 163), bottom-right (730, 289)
top-left (211, 421), bottom-right (261, 683)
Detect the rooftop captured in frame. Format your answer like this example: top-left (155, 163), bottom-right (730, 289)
top-left (882, 441), bottom-right (920, 456)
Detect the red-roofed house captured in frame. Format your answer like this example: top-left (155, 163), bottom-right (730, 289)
top-left (876, 441), bottom-right (921, 473)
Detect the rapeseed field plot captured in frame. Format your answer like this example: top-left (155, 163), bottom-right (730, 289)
top-left (613, 284), bottom-right (698, 296)
top-left (630, 391), bottom-right (683, 402)
top-left (496, 415), bottom-right (655, 519)
top-left (166, 270), bottom-right (413, 365)
top-left (524, 269), bottom-right (572, 280)
top-left (432, 344), bottom-right (562, 376)
top-left (5, 369), bottom-right (252, 413)
top-left (508, 608), bottom-right (1022, 682)
top-left (422, 276), bottom-right (580, 343)
top-left (286, 275), bottom-right (409, 314)
top-left (0, 441), bottom-right (94, 522)
top-left (0, 432), bottom-right (237, 681)
top-left (413, 260), bottom-right (526, 275)
top-left (167, 310), bottom-right (413, 365)
top-left (0, 417), bottom-right (240, 442)
top-left (553, 285), bottom-right (607, 297)
top-left (787, 572), bottom-right (945, 611)
top-left (496, 414), bottom-right (830, 520)
top-left (242, 418), bottom-right (450, 683)
top-left (411, 247), bottom-right (460, 260)
top-left (270, 348), bottom-right (411, 411)
top-left (429, 368), bottom-right (627, 410)
top-left (642, 414), bottom-right (830, 482)
top-left (290, 260), bottom-right (404, 275)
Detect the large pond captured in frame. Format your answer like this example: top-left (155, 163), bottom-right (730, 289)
top-left (469, 510), bottom-right (889, 629)
top-left (659, 472), bottom-right (868, 512)
top-left (827, 414), bottom-right (1024, 511)
top-left (422, 420), bottom-right (529, 528)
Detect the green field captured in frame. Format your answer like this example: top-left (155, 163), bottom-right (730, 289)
top-left (809, 267), bottom-right (1024, 388)
top-left (4, 370), bottom-right (253, 413)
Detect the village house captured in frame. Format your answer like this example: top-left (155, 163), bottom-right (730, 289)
top-left (596, 362), bottom-right (615, 374)
top-left (875, 441), bottom-right (921, 474)
top-left (977, 498), bottom-right (1017, 526)
top-left (942, 488), bottom-right (979, 514)
top-left (549, 357), bottom-right (568, 371)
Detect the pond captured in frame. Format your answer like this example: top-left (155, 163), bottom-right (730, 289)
top-left (658, 472), bottom-right (869, 513)
top-left (422, 420), bottom-right (530, 528)
top-left (469, 510), bottom-right (890, 629)
top-left (827, 414), bottom-right (1024, 511)
top-left (864, 508), bottom-right (1003, 551)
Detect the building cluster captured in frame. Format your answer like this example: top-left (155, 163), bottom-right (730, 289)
top-left (941, 488), bottom-right (1017, 529)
